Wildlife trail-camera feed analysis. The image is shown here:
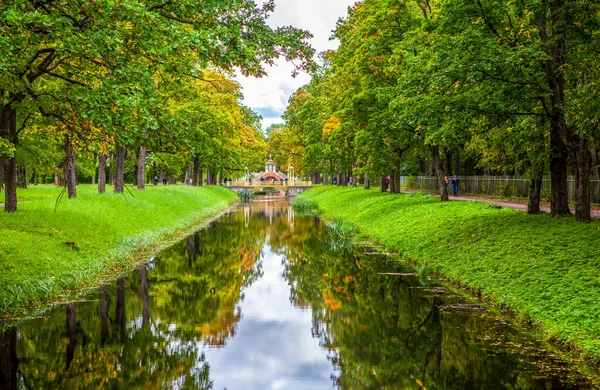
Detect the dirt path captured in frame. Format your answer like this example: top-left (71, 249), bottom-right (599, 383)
top-left (405, 190), bottom-right (600, 218)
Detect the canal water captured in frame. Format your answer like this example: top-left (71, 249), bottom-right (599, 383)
top-left (1, 195), bottom-right (597, 389)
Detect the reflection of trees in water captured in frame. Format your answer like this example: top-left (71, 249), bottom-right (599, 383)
top-left (3, 272), bottom-right (214, 389)
top-left (2, 200), bottom-right (591, 389)
top-left (150, 208), bottom-right (267, 347)
top-left (0, 328), bottom-right (18, 390)
top-left (2, 202), bottom-right (284, 389)
top-left (282, 221), bottom-right (591, 389)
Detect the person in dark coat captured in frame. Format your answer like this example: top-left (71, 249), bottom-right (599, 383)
top-left (451, 175), bottom-right (460, 197)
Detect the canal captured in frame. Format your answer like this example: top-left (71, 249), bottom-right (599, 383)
top-left (0, 195), bottom-right (597, 389)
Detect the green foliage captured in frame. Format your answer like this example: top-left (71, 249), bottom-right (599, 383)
top-left (237, 190), bottom-right (254, 202)
top-left (0, 138), bottom-right (15, 158)
top-left (1, 0), bottom-right (314, 209)
top-left (404, 176), bottom-right (417, 189)
top-left (300, 186), bottom-right (600, 362)
top-left (0, 185), bottom-right (237, 320)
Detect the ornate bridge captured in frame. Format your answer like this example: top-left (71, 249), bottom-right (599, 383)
top-left (227, 181), bottom-right (313, 196)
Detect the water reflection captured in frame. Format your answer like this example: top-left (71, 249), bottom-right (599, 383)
top-left (1, 195), bottom-right (597, 389)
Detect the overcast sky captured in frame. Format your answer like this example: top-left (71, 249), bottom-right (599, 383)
top-left (236, 0), bottom-right (357, 131)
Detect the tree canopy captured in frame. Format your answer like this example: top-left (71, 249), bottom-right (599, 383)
top-left (1, 0), bottom-right (315, 211)
top-left (276, 0), bottom-right (600, 221)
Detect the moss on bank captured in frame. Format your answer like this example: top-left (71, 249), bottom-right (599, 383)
top-left (299, 186), bottom-right (600, 362)
top-left (0, 185), bottom-right (237, 321)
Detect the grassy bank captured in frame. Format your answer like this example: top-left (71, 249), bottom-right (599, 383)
top-left (299, 186), bottom-right (600, 362)
top-left (0, 185), bottom-right (237, 321)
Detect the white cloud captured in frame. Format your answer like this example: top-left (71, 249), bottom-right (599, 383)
top-left (236, 0), bottom-right (357, 130)
top-left (199, 248), bottom-right (334, 390)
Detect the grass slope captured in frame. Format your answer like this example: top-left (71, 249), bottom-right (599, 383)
top-left (0, 185), bottom-right (237, 320)
top-left (300, 186), bottom-right (600, 362)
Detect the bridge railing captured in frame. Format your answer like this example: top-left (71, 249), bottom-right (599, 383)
top-left (227, 181), bottom-right (313, 188)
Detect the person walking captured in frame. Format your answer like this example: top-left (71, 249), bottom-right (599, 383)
top-left (451, 175), bottom-right (460, 197)
top-left (444, 176), bottom-right (450, 194)
top-left (153, 176), bottom-right (159, 186)
top-left (384, 176), bottom-right (390, 191)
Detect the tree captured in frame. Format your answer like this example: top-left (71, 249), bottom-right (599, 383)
top-left (0, 0), bottom-right (314, 211)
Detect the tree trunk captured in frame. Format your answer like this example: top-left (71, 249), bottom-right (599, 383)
top-left (99, 286), bottom-right (109, 345)
top-left (381, 176), bottom-right (386, 192)
top-left (453, 150), bottom-right (461, 176)
top-left (108, 154), bottom-right (114, 186)
top-left (137, 146), bottom-right (146, 190)
top-left (140, 265), bottom-right (150, 325)
top-left (116, 278), bottom-right (126, 341)
top-left (98, 153), bottom-right (107, 194)
top-left (528, 176), bottom-right (542, 214)
top-left (464, 157), bottom-right (474, 176)
top-left (537, 1), bottom-right (570, 216)
top-left (184, 165), bottom-right (190, 185)
top-left (389, 171), bottom-right (396, 194)
top-left (0, 156), bottom-right (4, 192)
top-left (444, 150), bottom-right (452, 176)
top-left (0, 329), bottom-right (18, 390)
top-left (64, 134), bottom-right (77, 198)
top-left (206, 168), bottom-right (211, 185)
top-left (114, 145), bottom-right (126, 193)
top-left (591, 147), bottom-right (600, 204)
top-left (198, 168), bottom-right (203, 186)
top-left (192, 156), bottom-right (200, 186)
top-left (432, 146), bottom-right (449, 201)
top-left (1, 102), bottom-right (17, 212)
top-left (393, 170), bottom-right (401, 193)
top-left (24, 165), bottom-right (29, 188)
top-left (364, 171), bottom-right (370, 189)
top-left (33, 169), bottom-right (38, 185)
top-left (573, 136), bottom-right (591, 221)
top-left (66, 305), bottom-right (77, 371)
top-left (418, 158), bottom-right (427, 175)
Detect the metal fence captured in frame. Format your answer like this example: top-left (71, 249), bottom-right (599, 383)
top-left (400, 175), bottom-right (600, 204)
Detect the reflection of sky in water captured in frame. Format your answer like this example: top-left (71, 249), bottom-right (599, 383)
top-left (199, 245), bottom-right (334, 390)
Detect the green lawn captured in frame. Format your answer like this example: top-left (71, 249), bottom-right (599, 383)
top-left (299, 186), bottom-right (600, 362)
top-left (0, 185), bottom-right (237, 321)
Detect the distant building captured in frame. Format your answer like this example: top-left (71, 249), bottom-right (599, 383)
top-left (254, 157), bottom-right (287, 182)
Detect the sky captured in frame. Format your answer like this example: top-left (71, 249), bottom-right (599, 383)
top-left (236, 0), bottom-right (357, 131)
top-left (200, 245), bottom-right (335, 389)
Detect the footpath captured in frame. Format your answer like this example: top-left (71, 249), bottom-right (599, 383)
top-left (406, 190), bottom-right (600, 218)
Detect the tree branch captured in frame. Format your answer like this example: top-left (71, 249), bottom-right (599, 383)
top-left (15, 114), bottom-right (32, 138)
top-left (465, 106), bottom-right (551, 117)
top-left (26, 51), bottom-right (57, 83)
top-left (43, 71), bottom-right (87, 86)
top-left (148, 2), bottom-right (175, 11)
top-left (19, 48), bottom-right (56, 78)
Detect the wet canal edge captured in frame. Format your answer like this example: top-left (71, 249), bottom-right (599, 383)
top-left (0, 197), bottom-right (239, 328)
top-left (296, 201), bottom-right (600, 377)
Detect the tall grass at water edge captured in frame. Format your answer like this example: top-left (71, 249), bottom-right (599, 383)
top-left (291, 198), bottom-right (319, 217)
top-left (298, 186), bottom-right (600, 363)
top-left (325, 220), bottom-right (359, 254)
top-left (0, 184), bottom-right (237, 322)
